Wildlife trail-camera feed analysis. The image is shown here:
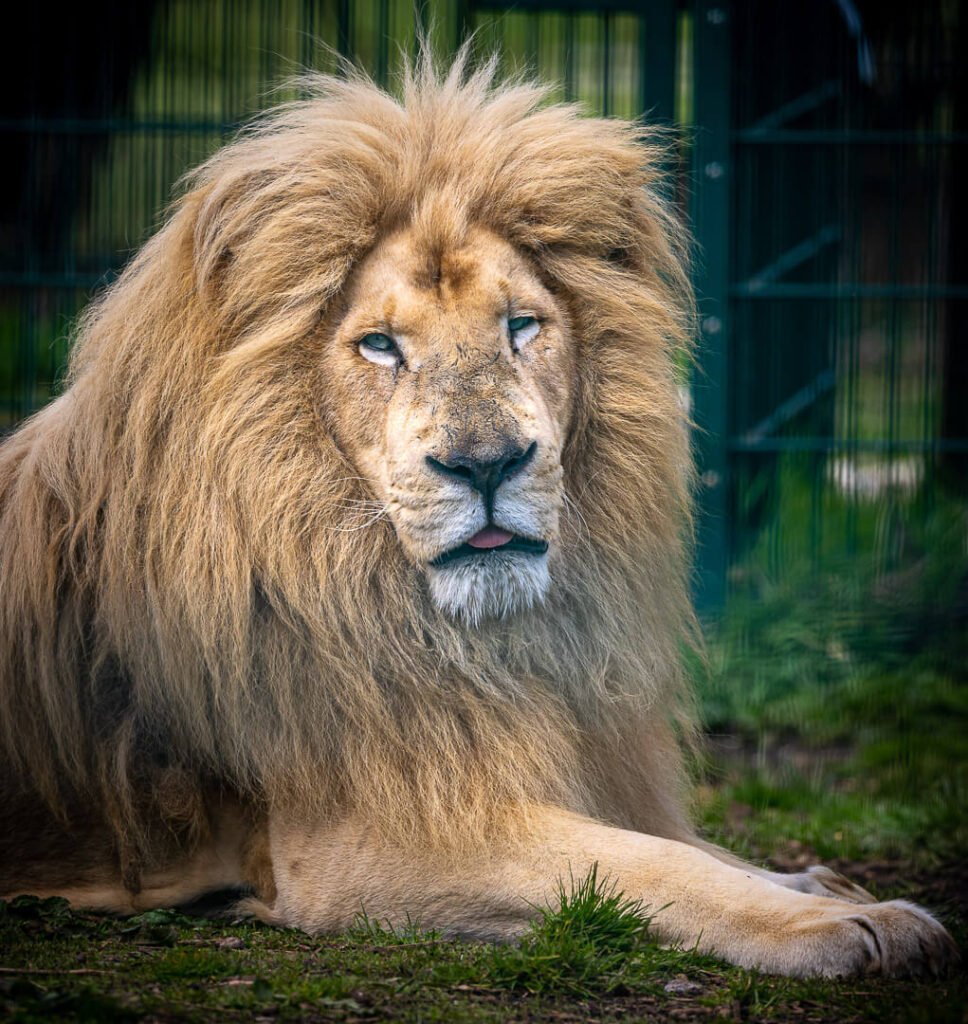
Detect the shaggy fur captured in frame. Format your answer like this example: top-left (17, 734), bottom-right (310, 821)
top-left (0, 53), bottom-right (697, 886)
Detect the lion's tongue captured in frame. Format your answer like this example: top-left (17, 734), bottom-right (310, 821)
top-left (466, 527), bottom-right (514, 550)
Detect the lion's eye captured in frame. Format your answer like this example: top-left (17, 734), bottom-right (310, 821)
top-left (508, 314), bottom-right (540, 351)
top-left (358, 332), bottom-right (401, 368)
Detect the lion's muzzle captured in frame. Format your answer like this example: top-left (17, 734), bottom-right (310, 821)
top-left (425, 439), bottom-right (537, 517)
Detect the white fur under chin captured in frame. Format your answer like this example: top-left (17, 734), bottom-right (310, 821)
top-left (428, 552), bottom-right (551, 625)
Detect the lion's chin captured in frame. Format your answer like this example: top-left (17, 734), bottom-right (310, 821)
top-left (428, 550), bottom-right (551, 625)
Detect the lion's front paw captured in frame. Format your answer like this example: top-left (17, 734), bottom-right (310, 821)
top-left (798, 900), bottom-right (959, 978)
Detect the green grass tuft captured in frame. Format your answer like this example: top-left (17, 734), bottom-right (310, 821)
top-left (486, 864), bottom-right (660, 996)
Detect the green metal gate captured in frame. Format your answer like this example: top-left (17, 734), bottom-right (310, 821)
top-left (2, 0), bottom-right (964, 615)
top-left (699, 0), bottom-right (966, 615)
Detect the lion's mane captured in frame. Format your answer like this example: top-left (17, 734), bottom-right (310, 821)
top-left (0, 54), bottom-right (697, 880)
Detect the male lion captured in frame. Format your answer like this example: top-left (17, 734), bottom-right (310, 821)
top-left (0, 55), bottom-right (956, 978)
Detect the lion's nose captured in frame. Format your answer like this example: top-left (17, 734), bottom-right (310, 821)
top-left (426, 441), bottom-right (537, 509)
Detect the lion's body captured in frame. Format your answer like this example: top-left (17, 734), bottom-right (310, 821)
top-left (0, 55), bottom-right (956, 977)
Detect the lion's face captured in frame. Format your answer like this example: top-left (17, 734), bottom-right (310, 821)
top-left (319, 224), bottom-right (576, 623)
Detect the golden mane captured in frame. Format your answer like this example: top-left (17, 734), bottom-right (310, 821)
top-left (0, 53), bottom-right (697, 875)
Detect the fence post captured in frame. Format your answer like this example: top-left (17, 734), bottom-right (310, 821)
top-left (691, 0), bottom-right (732, 612)
top-left (642, 1), bottom-right (676, 128)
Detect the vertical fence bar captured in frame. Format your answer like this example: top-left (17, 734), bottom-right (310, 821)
top-left (564, 11), bottom-right (575, 103)
top-left (643, 0), bottom-right (676, 127)
top-left (455, 0), bottom-right (471, 51)
top-left (691, 0), bottom-right (732, 611)
top-left (376, 0), bottom-right (389, 86)
top-left (337, 0), bottom-right (352, 59)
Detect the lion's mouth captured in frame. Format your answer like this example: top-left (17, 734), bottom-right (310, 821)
top-left (430, 527), bottom-right (549, 568)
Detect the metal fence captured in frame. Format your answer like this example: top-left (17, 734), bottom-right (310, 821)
top-left (2, 0), bottom-right (964, 611)
top-left (707, 0), bottom-right (966, 616)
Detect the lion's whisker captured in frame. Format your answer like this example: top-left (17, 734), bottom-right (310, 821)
top-left (325, 506), bottom-right (392, 532)
top-left (562, 491), bottom-right (590, 544)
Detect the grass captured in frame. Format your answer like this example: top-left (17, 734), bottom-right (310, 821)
top-left (696, 658), bottom-right (968, 868)
top-left (483, 865), bottom-right (666, 996)
top-left (1, 867), bottom-right (965, 1024)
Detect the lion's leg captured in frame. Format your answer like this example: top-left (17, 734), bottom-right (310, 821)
top-left (255, 806), bottom-right (956, 978)
top-left (0, 798), bottom-right (261, 915)
top-left (17, 834), bottom-right (249, 916)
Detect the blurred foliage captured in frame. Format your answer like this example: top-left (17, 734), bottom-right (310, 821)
top-left (703, 484), bottom-right (966, 732)
top-left (696, 466), bottom-right (968, 867)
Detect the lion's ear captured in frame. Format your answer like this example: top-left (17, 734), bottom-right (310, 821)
top-left (605, 247), bottom-right (633, 269)
top-left (189, 171), bottom-right (271, 306)
top-left (197, 244), bottom-right (235, 302)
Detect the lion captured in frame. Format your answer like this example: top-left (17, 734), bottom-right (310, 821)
top-left (0, 53), bottom-right (956, 978)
